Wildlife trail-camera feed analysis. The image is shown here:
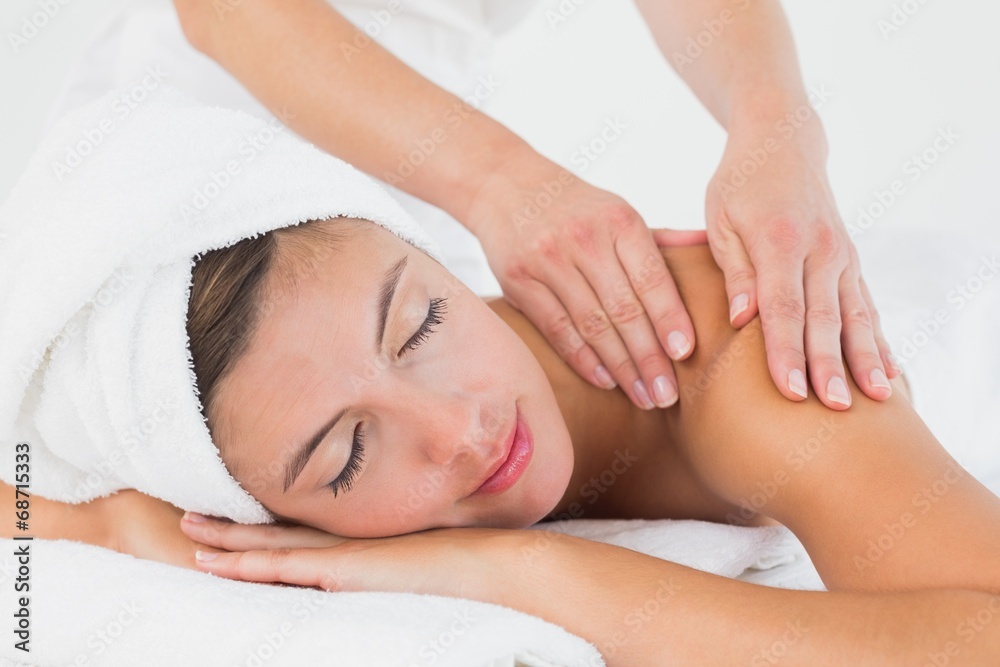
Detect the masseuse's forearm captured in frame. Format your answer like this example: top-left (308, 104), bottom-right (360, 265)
top-left (634, 0), bottom-right (822, 137)
top-left (173, 0), bottom-right (541, 227)
top-left (509, 532), bottom-right (1000, 666)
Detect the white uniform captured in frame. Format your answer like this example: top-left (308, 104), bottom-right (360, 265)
top-left (43, 0), bottom-right (537, 295)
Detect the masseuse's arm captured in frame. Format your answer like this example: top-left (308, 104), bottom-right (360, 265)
top-left (633, 0), bottom-right (900, 409)
top-left (172, 0), bottom-right (693, 412)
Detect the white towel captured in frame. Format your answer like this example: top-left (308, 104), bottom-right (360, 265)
top-left (0, 83), bottom-right (446, 524)
top-left (0, 519), bottom-right (821, 667)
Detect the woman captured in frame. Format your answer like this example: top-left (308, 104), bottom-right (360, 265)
top-left (14, 214), bottom-right (999, 664)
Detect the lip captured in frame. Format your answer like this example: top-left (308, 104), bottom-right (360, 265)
top-left (470, 404), bottom-right (533, 497)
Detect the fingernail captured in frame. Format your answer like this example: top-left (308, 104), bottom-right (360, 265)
top-left (652, 375), bottom-right (678, 407)
top-left (666, 331), bottom-right (691, 359)
top-left (195, 550), bottom-right (218, 562)
top-left (826, 376), bottom-right (851, 406)
top-left (886, 353), bottom-right (902, 373)
top-left (594, 365), bottom-right (617, 389)
top-left (183, 511), bottom-right (206, 523)
top-left (869, 367), bottom-right (892, 392)
top-left (632, 379), bottom-right (655, 410)
top-left (729, 293), bottom-right (749, 324)
top-left (788, 369), bottom-right (808, 398)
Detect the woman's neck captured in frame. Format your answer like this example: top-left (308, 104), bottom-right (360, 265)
top-left (483, 297), bottom-right (667, 521)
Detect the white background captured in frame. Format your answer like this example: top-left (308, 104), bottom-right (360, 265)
top-left (2, 0), bottom-right (997, 247)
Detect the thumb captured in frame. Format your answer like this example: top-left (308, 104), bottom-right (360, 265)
top-left (649, 227), bottom-right (708, 247)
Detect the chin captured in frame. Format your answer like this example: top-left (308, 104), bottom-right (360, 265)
top-left (519, 429), bottom-right (575, 527)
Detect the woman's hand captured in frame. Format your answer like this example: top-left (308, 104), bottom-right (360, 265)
top-left (179, 513), bottom-right (522, 599)
top-left (465, 152), bottom-right (699, 412)
top-left (96, 490), bottom-right (226, 569)
top-left (705, 114), bottom-right (899, 410)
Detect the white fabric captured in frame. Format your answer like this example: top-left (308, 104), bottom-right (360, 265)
top-left (0, 83), bottom-right (448, 524)
top-left (39, 0), bottom-right (529, 297)
top-left (0, 518), bottom-right (819, 667)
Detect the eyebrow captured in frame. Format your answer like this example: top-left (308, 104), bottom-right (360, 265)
top-left (376, 255), bottom-right (408, 354)
top-left (281, 254), bottom-right (408, 493)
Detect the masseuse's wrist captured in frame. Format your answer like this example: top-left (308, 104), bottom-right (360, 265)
top-left (725, 87), bottom-right (830, 163)
top-left (456, 142), bottom-right (573, 240)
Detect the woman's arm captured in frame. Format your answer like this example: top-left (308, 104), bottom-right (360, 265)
top-left (0, 481), bottom-right (107, 545)
top-left (0, 481), bottom-right (226, 569)
top-left (183, 518), bottom-right (1000, 666)
top-left (658, 243), bottom-right (1000, 594)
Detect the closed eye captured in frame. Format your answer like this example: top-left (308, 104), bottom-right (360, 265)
top-left (400, 297), bottom-right (447, 356)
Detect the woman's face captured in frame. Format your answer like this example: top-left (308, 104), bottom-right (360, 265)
top-left (211, 218), bottom-right (574, 537)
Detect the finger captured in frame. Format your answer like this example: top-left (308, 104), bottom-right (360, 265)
top-left (708, 216), bottom-right (759, 329)
top-left (194, 548), bottom-right (345, 591)
top-left (838, 270), bottom-right (892, 401)
top-left (181, 512), bottom-right (346, 550)
top-left (751, 240), bottom-right (809, 403)
top-left (619, 226), bottom-right (697, 369)
top-left (508, 277), bottom-right (618, 391)
top-left (650, 228), bottom-right (709, 247)
top-left (531, 254), bottom-right (655, 408)
top-left (568, 245), bottom-right (681, 410)
top-left (542, 263), bottom-right (661, 409)
top-left (858, 272), bottom-right (902, 378)
top-left (801, 254), bottom-right (853, 410)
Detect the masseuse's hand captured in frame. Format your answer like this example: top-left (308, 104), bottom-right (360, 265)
top-left (179, 513), bottom-right (523, 599)
top-left (705, 118), bottom-right (900, 410)
top-left (466, 153), bottom-right (696, 411)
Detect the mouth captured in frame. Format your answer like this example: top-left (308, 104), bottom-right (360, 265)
top-left (470, 403), bottom-right (533, 497)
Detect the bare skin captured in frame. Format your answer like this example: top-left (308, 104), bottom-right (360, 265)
top-left (179, 242), bottom-right (1000, 664)
top-left (5, 241), bottom-right (998, 665)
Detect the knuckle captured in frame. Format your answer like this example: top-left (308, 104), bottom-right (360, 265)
top-left (527, 231), bottom-right (564, 265)
top-left (725, 266), bottom-right (757, 287)
top-left (810, 224), bottom-right (841, 260)
top-left (579, 308), bottom-right (612, 339)
top-left (604, 294), bottom-right (645, 325)
top-left (762, 217), bottom-right (804, 254)
top-left (812, 353), bottom-right (846, 372)
top-left (762, 293), bottom-right (805, 325)
top-left (605, 201), bottom-right (641, 235)
top-left (635, 349), bottom-right (669, 374)
top-left (650, 305), bottom-right (689, 332)
top-left (805, 304), bottom-right (842, 328)
top-left (567, 219), bottom-right (599, 256)
top-left (547, 315), bottom-right (585, 356)
top-left (610, 357), bottom-right (639, 382)
top-left (853, 350), bottom-right (884, 369)
top-left (841, 304), bottom-right (874, 329)
top-left (631, 258), bottom-right (669, 295)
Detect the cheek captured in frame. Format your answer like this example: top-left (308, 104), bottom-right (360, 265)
top-left (323, 490), bottom-right (449, 538)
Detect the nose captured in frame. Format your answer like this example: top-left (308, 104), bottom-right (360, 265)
top-left (406, 390), bottom-right (481, 468)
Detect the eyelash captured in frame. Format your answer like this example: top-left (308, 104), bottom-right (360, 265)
top-left (328, 423), bottom-right (365, 497)
top-left (327, 297), bottom-right (448, 496)
top-left (400, 296), bottom-right (448, 355)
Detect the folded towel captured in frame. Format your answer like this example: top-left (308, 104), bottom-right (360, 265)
top-left (0, 518), bottom-right (820, 667)
top-left (0, 83), bottom-right (446, 523)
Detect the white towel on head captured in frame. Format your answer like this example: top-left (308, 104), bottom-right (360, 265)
top-left (0, 83), bottom-right (445, 523)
